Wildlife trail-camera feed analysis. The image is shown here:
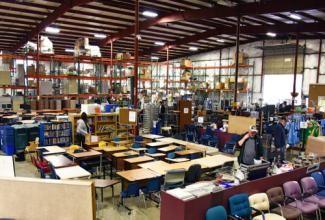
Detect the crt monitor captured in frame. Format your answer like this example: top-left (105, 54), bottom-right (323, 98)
top-left (198, 116), bottom-right (204, 123)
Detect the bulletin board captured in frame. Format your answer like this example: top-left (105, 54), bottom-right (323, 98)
top-left (228, 115), bottom-right (256, 135)
top-left (309, 84), bottom-right (325, 108)
top-left (119, 108), bottom-right (137, 125)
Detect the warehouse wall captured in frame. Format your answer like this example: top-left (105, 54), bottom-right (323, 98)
top-left (171, 39), bottom-right (325, 106)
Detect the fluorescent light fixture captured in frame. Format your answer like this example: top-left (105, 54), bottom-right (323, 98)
top-left (151, 56), bottom-right (159, 60)
top-left (45, 27), bottom-right (60, 33)
top-left (189, 46), bottom-right (198, 51)
top-left (266, 32), bottom-right (277, 37)
top-left (289, 13), bottom-right (301, 20)
top-left (65, 49), bottom-right (74, 52)
top-left (154, 41), bottom-right (165, 46)
top-left (94, 34), bottom-right (106, 38)
top-left (217, 39), bottom-right (225, 43)
top-left (142, 11), bottom-right (158, 17)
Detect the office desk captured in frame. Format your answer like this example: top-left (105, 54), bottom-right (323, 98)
top-left (176, 150), bottom-right (202, 157)
top-left (66, 149), bottom-right (103, 174)
top-left (146, 141), bottom-right (173, 148)
top-left (157, 138), bottom-right (188, 146)
top-left (37, 146), bottom-right (66, 155)
top-left (111, 140), bottom-right (132, 146)
top-left (124, 156), bottom-right (154, 170)
top-left (138, 161), bottom-right (170, 175)
top-left (55, 165), bottom-right (91, 179)
top-left (97, 146), bottom-right (129, 160)
top-left (44, 155), bottom-right (75, 168)
top-left (141, 134), bottom-right (164, 141)
top-left (192, 154), bottom-right (236, 169)
top-left (117, 168), bottom-right (160, 190)
top-left (112, 151), bottom-right (139, 171)
top-left (158, 145), bottom-right (178, 153)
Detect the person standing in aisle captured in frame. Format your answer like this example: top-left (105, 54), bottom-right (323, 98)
top-left (159, 100), bottom-right (166, 126)
top-left (273, 116), bottom-right (287, 163)
top-left (76, 112), bottom-right (90, 148)
top-left (237, 125), bottom-right (264, 165)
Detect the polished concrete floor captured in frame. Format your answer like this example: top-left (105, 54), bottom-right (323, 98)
top-left (14, 157), bottom-right (161, 220)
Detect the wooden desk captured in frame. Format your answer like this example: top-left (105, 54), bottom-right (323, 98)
top-left (141, 134), bottom-right (164, 140)
top-left (111, 140), bottom-right (132, 146)
top-left (138, 161), bottom-right (170, 175)
top-left (97, 146), bottom-right (129, 160)
top-left (192, 154), bottom-right (236, 169)
top-left (38, 146), bottom-right (66, 155)
top-left (157, 137), bottom-right (188, 146)
top-left (66, 149), bottom-right (103, 174)
top-left (44, 155), bottom-right (75, 168)
top-left (55, 165), bottom-right (91, 179)
top-left (117, 168), bottom-right (160, 190)
top-left (176, 149), bottom-right (202, 156)
top-left (145, 153), bottom-right (166, 160)
top-left (158, 145), bottom-right (178, 153)
top-left (124, 156), bottom-right (154, 170)
top-left (112, 151), bottom-right (139, 171)
top-left (146, 141), bottom-right (173, 148)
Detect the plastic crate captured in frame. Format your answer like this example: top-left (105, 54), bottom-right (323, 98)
top-left (12, 125), bottom-right (28, 152)
top-left (2, 144), bottom-right (15, 155)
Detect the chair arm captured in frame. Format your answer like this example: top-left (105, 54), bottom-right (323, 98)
top-left (318, 185), bottom-right (325, 190)
top-left (270, 202), bottom-right (284, 216)
top-left (284, 196), bottom-right (297, 206)
top-left (229, 214), bottom-right (244, 220)
top-left (251, 207), bottom-right (265, 220)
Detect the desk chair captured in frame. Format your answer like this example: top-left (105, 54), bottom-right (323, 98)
top-left (141, 177), bottom-right (161, 207)
top-left (163, 169), bottom-right (186, 190)
top-left (165, 152), bottom-right (189, 163)
top-left (113, 137), bottom-right (121, 142)
top-left (206, 205), bottom-right (231, 220)
top-left (185, 164), bottom-right (201, 185)
top-left (311, 172), bottom-right (325, 197)
top-left (135, 135), bottom-right (144, 143)
top-left (249, 193), bottom-right (285, 220)
top-left (25, 137), bottom-right (39, 160)
top-left (229, 193), bottom-right (253, 219)
top-left (119, 182), bottom-right (141, 215)
top-left (190, 153), bottom-right (201, 160)
top-left (300, 177), bottom-right (325, 208)
top-left (147, 147), bottom-right (157, 154)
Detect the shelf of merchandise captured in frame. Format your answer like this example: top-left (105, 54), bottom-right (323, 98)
top-left (68, 112), bottom-right (133, 144)
top-left (39, 121), bottom-right (72, 147)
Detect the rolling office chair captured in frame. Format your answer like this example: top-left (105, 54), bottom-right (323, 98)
top-left (185, 164), bottom-right (201, 185)
top-left (163, 169), bottom-right (186, 190)
top-left (300, 177), bottom-right (325, 208)
top-left (311, 171), bottom-right (325, 197)
top-left (205, 205), bottom-right (229, 220)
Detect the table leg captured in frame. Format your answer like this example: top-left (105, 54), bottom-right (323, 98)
top-left (110, 160), bottom-right (113, 179)
top-left (101, 188), bottom-right (104, 203)
top-left (100, 155), bottom-right (102, 177)
top-left (111, 186), bottom-right (115, 205)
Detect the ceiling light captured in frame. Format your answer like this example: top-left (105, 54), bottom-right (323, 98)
top-left (65, 49), bottom-right (74, 53)
top-left (217, 39), bottom-right (225, 43)
top-left (45, 27), bottom-right (60, 34)
top-left (154, 41), bottom-right (165, 46)
top-left (266, 32), bottom-right (277, 37)
top-left (151, 56), bottom-right (159, 60)
top-left (189, 47), bottom-right (198, 51)
top-left (289, 13), bottom-right (302, 20)
top-left (142, 11), bottom-right (158, 17)
top-left (94, 34), bottom-right (106, 38)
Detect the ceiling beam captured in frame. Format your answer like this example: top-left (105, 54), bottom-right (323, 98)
top-left (141, 22), bottom-right (325, 56)
top-left (11, 0), bottom-right (93, 52)
top-left (100, 0), bottom-right (325, 46)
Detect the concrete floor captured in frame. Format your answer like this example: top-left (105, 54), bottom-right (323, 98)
top-left (14, 157), bottom-right (161, 220)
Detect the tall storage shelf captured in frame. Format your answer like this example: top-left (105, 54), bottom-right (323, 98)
top-left (39, 121), bottom-right (72, 147)
top-left (69, 113), bottom-right (119, 144)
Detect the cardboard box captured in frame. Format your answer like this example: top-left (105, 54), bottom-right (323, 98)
top-left (0, 71), bottom-right (11, 85)
top-left (27, 65), bottom-right (36, 75)
top-left (85, 134), bottom-right (99, 145)
top-left (63, 79), bottom-right (78, 94)
top-left (306, 136), bottom-right (325, 156)
top-left (215, 82), bottom-right (224, 90)
top-left (180, 59), bottom-right (192, 68)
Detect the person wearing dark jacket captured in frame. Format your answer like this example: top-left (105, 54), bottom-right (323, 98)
top-left (237, 125), bottom-right (264, 165)
top-left (273, 116), bottom-right (287, 163)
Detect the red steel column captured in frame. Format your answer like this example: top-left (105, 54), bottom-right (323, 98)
top-left (134, 0), bottom-right (139, 108)
top-left (234, 16), bottom-right (241, 104)
top-left (36, 34), bottom-right (40, 110)
top-left (292, 33), bottom-right (299, 110)
top-left (110, 41), bottom-right (113, 98)
top-left (166, 47), bottom-right (169, 96)
top-left (316, 39), bottom-right (322, 83)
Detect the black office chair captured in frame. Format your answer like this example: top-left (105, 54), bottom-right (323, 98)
top-left (185, 164), bottom-right (202, 185)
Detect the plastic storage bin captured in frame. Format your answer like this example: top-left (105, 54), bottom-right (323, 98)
top-left (12, 125), bottom-right (28, 152)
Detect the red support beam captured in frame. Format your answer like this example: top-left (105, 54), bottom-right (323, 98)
top-left (317, 39), bottom-right (323, 83)
top-left (11, 0), bottom-right (93, 52)
top-left (141, 22), bottom-right (325, 56)
top-left (134, 0), bottom-right (139, 109)
top-left (100, 0), bottom-right (325, 46)
top-left (292, 33), bottom-right (300, 110)
top-left (234, 16), bottom-right (241, 104)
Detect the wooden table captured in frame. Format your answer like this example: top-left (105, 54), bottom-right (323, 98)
top-left (141, 134), bottom-right (164, 140)
top-left (191, 154), bottom-right (236, 169)
top-left (138, 161), bottom-right (170, 176)
top-left (94, 179), bottom-right (120, 204)
top-left (124, 155), bottom-right (154, 170)
top-left (112, 151), bottom-right (139, 171)
top-left (37, 146), bottom-right (66, 155)
top-left (176, 149), bottom-right (202, 157)
top-left (95, 146), bottom-right (128, 160)
top-left (117, 168), bottom-right (160, 190)
top-left (55, 165), bottom-right (91, 179)
top-left (66, 149), bottom-right (103, 175)
top-left (145, 153), bottom-right (166, 160)
top-left (44, 155), bottom-right (75, 168)
top-left (130, 147), bottom-right (147, 154)
top-left (157, 137), bottom-right (188, 146)
top-left (146, 141), bottom-right (173, 148)
top-left (158, 145), bottom-right (178, 153)
top-left (111, 140), bottom-right (132, 146)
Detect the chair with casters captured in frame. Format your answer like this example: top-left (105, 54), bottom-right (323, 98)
top-left (119, 182), bottom-right (141, 215)
top-left (311, 171), bottom-right (325, 196)
top-left (185, 164), bottom-right (201, 185)
top-left (300, 177), bottom-right (325, 207)
top-left (141, 176), bottom-right (161, 207)
top-left (206, 205), bottom-right (233, 220)
top-left (266, 187), bottom-right (302, 220)
top-left (163, 169), bottom-right (186, 190)
top-left (249, 193), bottom-right (285, 220)
top-left (283, 180), bottom-right (321, 220)
top-left (228, 193), bottom-right (254, 219)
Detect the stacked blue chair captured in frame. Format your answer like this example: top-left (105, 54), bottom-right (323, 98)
top-left (228, 193), bottom-right (252, 219)
top-left (206, 205), bottom-right (228, 220)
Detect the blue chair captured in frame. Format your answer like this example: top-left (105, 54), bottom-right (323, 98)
top-left (311, 171), bottom-right (325, 196)
top-left (200, 135), bottom-right (210, 145)
top-left (48, 163), bottom-right (58, 179)
top-left (131, 143), bottom-right (142, 149)
top-left (229, 193), bottom-right (252, 219)
top-left (209, 136), bottom-right (219, 147)
top-left (135, 135), bottom-right (144, 142)
top-left (167, 152), bottom-right (176, 159)
top-left (147, 147), bottom-right (157, 154)
top-left (190, 153), bottom-right (201, 160)
top-left (187, 133), bottom-right (194, 142)
top-left (175, 147), bottom-right (183, 152)
top-left (119, 182), bottom-right (141, 215)
top-left (141, 177), bottom-right (161, 207)
top-left (206, 205), bottom-right (228, 220)
top-left (113, 137), bottom-right (121, 142)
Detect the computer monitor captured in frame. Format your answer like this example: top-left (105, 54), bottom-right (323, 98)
top-left (198, 116), bottom-right (204, 124)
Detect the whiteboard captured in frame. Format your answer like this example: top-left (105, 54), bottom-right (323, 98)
top-left (0, 156), bottom-right (15, 177)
